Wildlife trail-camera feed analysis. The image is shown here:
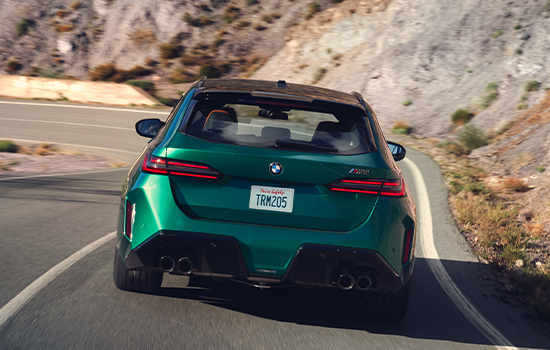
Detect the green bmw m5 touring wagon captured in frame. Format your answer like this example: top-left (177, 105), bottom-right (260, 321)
top-left (114, 77), bottom-right (416, 321)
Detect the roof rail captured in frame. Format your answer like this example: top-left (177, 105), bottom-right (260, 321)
top-left (197, 76), bottom-right (207, 88)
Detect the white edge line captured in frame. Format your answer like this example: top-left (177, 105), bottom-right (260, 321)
top-left (0, 101), bottom-right (168, 114)
top-left (0, 137), bottom-right (141, 155)
top-left (0, 117), bottom-right (134, 131)
top-left (0, 231), bottom-right (116, 330)
top-left (403, 158), bottom-right (517, 350)
top-left (0, 166), bottom-right (128, 182)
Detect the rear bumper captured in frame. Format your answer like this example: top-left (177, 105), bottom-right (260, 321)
top-left (121, 230), bottom-right (414, 293)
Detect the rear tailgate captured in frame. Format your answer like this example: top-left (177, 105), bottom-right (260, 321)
top-left (165, 135), bottom-right (387, 232)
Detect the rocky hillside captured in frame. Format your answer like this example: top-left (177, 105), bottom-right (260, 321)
top-left (2, 0), bottom-right (550, 149)
top-left (254, 0), bottom-right (550, 137)
top-left (0, 0), bottom-right (337, 91)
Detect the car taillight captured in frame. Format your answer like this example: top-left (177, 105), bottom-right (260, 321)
top-left (141, 153), bottom-right (221, 179)
top-left (142, 153), bottom-right (168, 174)
top-left (402, 228), bottom-right (414, 265)
top-left (124, 200), bottom-right (134, 240)
top-left (328, 177), bottom-right (405, 197)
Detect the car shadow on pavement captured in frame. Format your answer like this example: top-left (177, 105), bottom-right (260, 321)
top-left (156, 257), bottom-right (550, 349)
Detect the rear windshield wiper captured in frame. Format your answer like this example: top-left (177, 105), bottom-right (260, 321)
top-left (275, 139), bottom-right (338, 153)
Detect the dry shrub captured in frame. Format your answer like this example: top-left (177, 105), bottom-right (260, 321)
top-left (34, 143), bottom-right (55, 156)
top-left (437, 141), bottom-right (468, 157)
top-left (222, 5), bottom-right (241, 23)
top-left (70, 1), bottom-right (81, 10)
top-left (169, 69), bottom-right (195, 84)
top-left (56, 24), bottom-right (74, 32)
top-left (89, 63), bottom-right (117, 81)
top-left (159, 43), bottom-right (181, 60)
top-left (451, 109), bottom-right (472, 126)
top-left (56, 10), bottom-right (69, 18)
top-left (6, 60), bottom-right (23, 73)
top-left (128, 28), bottom-right (156, 47)
top-left (145, 58), bottom-right (158, 67)
top-left (526, 222), bottom-right (545, 237)
top-left (502, 177), bottom-right (529, 192)
top-left (235, 20), bottom-right (251, 30)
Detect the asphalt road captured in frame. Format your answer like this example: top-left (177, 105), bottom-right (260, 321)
top-left (1, 99), bottom-right (549, 350)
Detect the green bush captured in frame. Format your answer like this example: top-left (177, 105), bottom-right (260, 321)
top-left (16, 19), bottom-right (33, 37)
top-left (0, 140), bottom-right (18, 153)
top-left (481, 91), bottom-right (499, 108)
top-left (525, 81), bottom-right (540, 92)
top-left (391, 121), bottom-right (412, 134)
top-left (492, 29), bottom-right (502, 38)
top-left (312, 67), bottom-right (327, 84)
top-left (485, 82), bottom-right (498, 92)
top-left (126, 80), bottom-right (155, 94)
top-left (403, 100), bottom-right (412, 106)
top-left (458, 124), bottom-right (488, 151)
top-left (451, 109), bottom-right (472, 126)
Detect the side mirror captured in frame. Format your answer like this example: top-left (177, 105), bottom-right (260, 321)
top-left (387, 141), bottom-right (406, 161)
top-left (135, 119), bottom-right (164, 138)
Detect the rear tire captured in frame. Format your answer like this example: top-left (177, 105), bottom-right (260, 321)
top-left (113, 249), bottom-right (162, 293)
top-left (358, 277), bottom-right (413, 321)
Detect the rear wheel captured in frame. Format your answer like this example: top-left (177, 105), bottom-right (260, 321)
top-left (113, 249), bottom-right (162, 293)
top-left (357, 277), bottom-right (412, 321)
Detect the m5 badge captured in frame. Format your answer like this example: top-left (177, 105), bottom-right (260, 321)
top-left (349, 168), bottom-right (370, 175)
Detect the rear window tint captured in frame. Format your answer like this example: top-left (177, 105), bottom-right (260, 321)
top-left (182, 100), bottom-right (376, 155)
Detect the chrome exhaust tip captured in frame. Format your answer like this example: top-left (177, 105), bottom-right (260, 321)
top-left (176, 257), bottom-right (193, 275)
top-left (355, 275), bottom-right (372, 291)
top-left (337, 273), bottom-right (355, 291)
top-left (159, 255), bottom-right (175, 272)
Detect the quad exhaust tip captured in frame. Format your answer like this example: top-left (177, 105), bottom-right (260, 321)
top-left (159, 255), bottom-right (175, 272)
top-left (337, 273), bottom-right (355, 291)
top-left (355, 275), bottom-right (372, 291)
top-left (177, 257), bottom-right (193, 275)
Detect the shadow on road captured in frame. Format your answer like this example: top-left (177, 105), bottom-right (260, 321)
top-left (155, 257), bottom-right (550, 349)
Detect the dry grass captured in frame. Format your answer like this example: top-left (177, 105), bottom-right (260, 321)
top-left (128, 28), bottom-right (156, 47)
top-left (501, 177), bottom-right (530, 192)
top-left (395, 134), bottom-right (550, 322)
top-left (34, 143), bottom-right (56, 156)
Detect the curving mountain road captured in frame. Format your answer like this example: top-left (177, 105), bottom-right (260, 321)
top-left (0, 99), bottom-right (549, 350)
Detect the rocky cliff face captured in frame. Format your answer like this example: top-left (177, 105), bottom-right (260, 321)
top-left (0, 0), bottom-right (334, 81)
top-left (254, 0), bottom-right (550, 137)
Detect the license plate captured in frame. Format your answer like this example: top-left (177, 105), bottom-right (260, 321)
top-left (249, 185), bottom-right (294, 213)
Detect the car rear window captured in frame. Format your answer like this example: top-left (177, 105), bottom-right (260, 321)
top-left (182, 100), bottom-right (376, 155)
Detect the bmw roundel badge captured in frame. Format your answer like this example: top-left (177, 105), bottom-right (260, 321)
top-left (269, 162), bottom-right (283, 175)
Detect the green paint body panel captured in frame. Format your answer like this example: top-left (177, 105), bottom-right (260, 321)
top-left (120, 170), bottom-right (414, 277)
